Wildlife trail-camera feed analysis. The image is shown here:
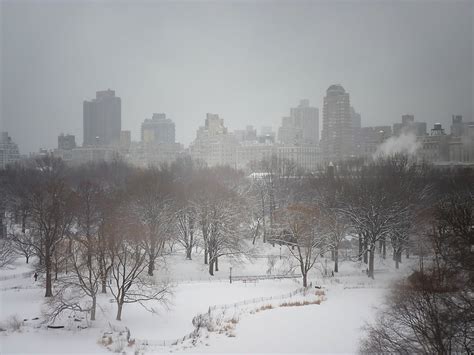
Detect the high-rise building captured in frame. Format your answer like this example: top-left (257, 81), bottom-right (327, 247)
top-left (291, 99), bottom-right (319, 145)
top-left (141, 113), bottom-right (175, 144)
top-left (393, 114), bottom-right (427, 137)
top-left (83, 89), bottom-right (121, 146)
top-left (0, 132), bottom-right (20, 169)
top-left (320, 84), bottom-right (353, 163)
top-left (278, 100), bottom-right (319, 146)
top-left (190, 113), bottom-right (237, 167)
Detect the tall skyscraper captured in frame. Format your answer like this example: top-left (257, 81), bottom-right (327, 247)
top-left (83, 89), bottom-right (121, 146)
top-left (320, 84), bottom-right (353, 163)
top-left (278, 99), bottom-right (319, 145)
top-left (141, 113), bottom-right (176, 144)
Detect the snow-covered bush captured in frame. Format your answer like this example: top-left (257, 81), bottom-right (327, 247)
top-left (5, 315), bottom-right (24, 332)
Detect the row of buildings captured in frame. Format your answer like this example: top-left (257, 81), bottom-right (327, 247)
top-left (2, 86), bottom-right (473, 171)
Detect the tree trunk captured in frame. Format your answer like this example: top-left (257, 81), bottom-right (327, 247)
top-left (91, 296), bottom-right (97, 321)
top-left (39, 240), bottom-right (44, 266)
top-left (208, 259), bottom-right (214, 276)
top-left (100, 262), bottom-right (107, 294)
top-left (45, 269), bottom-right (53, 297)
top-left (368, 246), bottom-right (375, 279)
top-left (204, 244), bottom-right (208, 265)
top-left (21, 211), bottom-right (26, 234)
top-left (363, 236), bottom-right (368, 264)
top-left (302, 272), bottom-right (307, 287)
top-left (334, 246), bottom-right (339, 273)
top-left (148, 243), bottom-right (155, 276)
top-left (116, 302), bottom-right (123, 321)
top-left (45, 247), bottom-right (53, 297)
top-left (148, 256), bottom-right (154, 276)
top-left (26, 255), bottom-right (29, 264)
top-left (382, 238), bottom-right (386, 259)
top-left (187, 230), bottom-right (194, 260)
top-left (215, 256), bottom-right (218, 272)
top-left (395, 256), bottom-right (399, 269)
top-left (358, 234), bottom-right (363, 261)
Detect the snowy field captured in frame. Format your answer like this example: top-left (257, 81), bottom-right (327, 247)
top-left (0, 249), bottom-right (414, 354)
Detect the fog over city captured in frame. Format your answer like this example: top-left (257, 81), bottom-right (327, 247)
top-left (1, 0), bottom-right (472, 154)
top-left (0, 2), bottom-right (473, 354)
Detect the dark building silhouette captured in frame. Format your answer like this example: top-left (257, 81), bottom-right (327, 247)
top-left (83, 89), bottom-right (121, 146)
top-left (58, 133), bottom-right (76, 150)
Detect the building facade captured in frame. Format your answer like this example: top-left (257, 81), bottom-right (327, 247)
top-left (320, 85), bottom-right (353, 163)
top-left (278, 99), bottom-right (319, 146)
top-left (83, 89), bottom-right (121, 147)
top-left (190, 113), bottom-right (238, 167)
top-left (0, 132), bottom-right (20, 169)
top-left (141, 113), bottom-right (175, 145)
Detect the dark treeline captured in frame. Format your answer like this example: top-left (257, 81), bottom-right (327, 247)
top-left (0, 153), bottom-right (472, 343)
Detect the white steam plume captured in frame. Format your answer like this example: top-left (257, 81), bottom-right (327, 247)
top-left (374, 132), bottom-right (421, 158)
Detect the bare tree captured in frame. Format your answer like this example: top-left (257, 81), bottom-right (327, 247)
top-left (273, 204), bottom-right (328, 287)
top-left (341, 156), bottom-right (418, 278)
top-left (129, 169), bottom-right (174, 276)
top-left (58, 179), bottom-right (107, 320)
top-left (323, 208), bottom-right (350, 273)
top-left (26, 157), bottom-right (75, 297)
top-left (175, 201), bottom-right (197, 260)
top-left (361, 185), bottom-right (473, 354)
top-left (206, 187), bottom-right (247, 276)
top-left (360, 271), bottom-right (473, 354)
top-left (107, 203), bottom-right (170, 321)
top-left (252, 156), bottom-right (299, 239)
top-left (7, 221), bottom-right (36, 264)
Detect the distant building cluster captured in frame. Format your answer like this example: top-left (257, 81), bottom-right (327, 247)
top-left (319, 85), bottom-right (474, 167)
top-left (3, 86), bottom-right (473, 171)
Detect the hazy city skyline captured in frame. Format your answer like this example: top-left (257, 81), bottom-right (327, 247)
top-left (1, 0), bottom-right (473, 154)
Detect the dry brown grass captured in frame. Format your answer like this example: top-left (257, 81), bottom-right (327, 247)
top-left (279, 299), bottom-right (321, 307)
top-left (255, 304), bottom-right (273, 313)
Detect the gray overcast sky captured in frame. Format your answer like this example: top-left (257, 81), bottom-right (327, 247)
top-left (1, 0), bottom-right (473, 154)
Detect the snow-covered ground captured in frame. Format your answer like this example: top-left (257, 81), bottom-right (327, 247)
top-left (0, 248), bottom-right (415, 354)
top-left (181, 286), bottom-right (386, 353)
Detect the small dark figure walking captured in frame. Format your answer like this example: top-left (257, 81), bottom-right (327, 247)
top-left (34, 272), bottom-right (38, 282)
